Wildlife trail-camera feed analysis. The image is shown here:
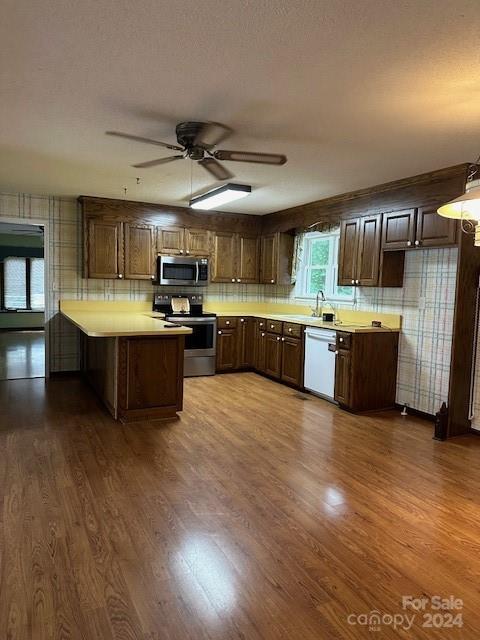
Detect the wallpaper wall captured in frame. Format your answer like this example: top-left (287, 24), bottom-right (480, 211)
top-left (0, 192), bottom-right (458, 416)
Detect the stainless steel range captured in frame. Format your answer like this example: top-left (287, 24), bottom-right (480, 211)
top-left (153, 294), bottom-right (216, 377)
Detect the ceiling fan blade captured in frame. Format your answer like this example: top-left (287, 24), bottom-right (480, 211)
top-left (213, 150), bottom-right (287, 165)
top-left (132, 155), bottom-right (184, 168)
top-left (198, 157), bottom-right (234, 181)
top-left (194, 122), bottom-right (233, 148)
top-left (106, 130), bottom-right (183, 151)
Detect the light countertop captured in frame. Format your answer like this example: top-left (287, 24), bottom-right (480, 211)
top-left (214, 312), bottom-right (399, 333)
top-left (61, 305), bottom-right (192, 338)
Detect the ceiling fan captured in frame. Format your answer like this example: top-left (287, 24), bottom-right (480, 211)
top-left (106, 121), bottom-right (287, 181)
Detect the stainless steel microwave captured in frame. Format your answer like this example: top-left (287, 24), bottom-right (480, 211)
top-left (156, 256), bottom-right (209, 286)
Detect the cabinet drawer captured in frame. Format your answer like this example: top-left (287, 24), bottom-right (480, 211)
top-left (266, 319), bottom-right (283, 335)
top-left (255, 318), bottom-right (267, 332)
top-left (217, 317), bottom-right (237, 329)
top-left (283, 322), bottom-right (303, 338)
top-left (336, 332), bottom-right (352, 349)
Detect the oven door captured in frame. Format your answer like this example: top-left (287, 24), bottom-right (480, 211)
top-left (167, 317), bottom-right (216, 357)
top-left (158, 256), bottom-right (203, 286)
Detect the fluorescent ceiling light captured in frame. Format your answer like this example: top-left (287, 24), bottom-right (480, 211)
top-left (190, 183), bottom-right (251, 210)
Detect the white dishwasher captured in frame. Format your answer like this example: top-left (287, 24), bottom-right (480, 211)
top-left (304, 327), bottom-right (337, 401)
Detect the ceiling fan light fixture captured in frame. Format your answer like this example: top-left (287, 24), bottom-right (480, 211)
top-left (190, 183), bottom-right (252, 210)
top-left (437, 179), bottom-right (480, 221)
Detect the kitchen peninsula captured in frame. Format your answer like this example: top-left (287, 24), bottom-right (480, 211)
top-left (61, 301), bottom-right (192, 422)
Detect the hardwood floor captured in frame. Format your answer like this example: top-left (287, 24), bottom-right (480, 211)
top-left (1, 372), bottom-right (480, 639)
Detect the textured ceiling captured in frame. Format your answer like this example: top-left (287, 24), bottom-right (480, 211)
top-left (0, 0), bottom-right (479, 214)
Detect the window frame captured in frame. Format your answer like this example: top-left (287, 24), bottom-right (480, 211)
top-left (296, 231), bottom-right (354, 302)
top-left (0, 256), bottom-right (45, 312)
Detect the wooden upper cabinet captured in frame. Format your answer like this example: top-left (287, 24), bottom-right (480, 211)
top-left (260, 234), bottom-right (277, 284)
top-left (86, 218), bottom-right (123, 279)
top-left (356, 215), bottom-right (381, 286)
top-left (211, 231), bottom-right (237, 283)
top-left (157, 226), bottom-right (185, 255)
top-left (237, 234), bottom-right (260, 283)
top-left (124, 223), bottom-right (156, 280)
top-left (185, 228), bottom-right (211, 256)
top-left (338, 218), bottom-right (360, 285)
top-left (381, 209), bottom-right (416, 250)
top-left (416, 208), bottom-right (457, 247)
top-left (259, 232), bottom-right (293, 285)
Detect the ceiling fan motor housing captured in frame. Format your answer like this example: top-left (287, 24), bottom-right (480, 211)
top-left (176, 121), bottom-right (208, 160)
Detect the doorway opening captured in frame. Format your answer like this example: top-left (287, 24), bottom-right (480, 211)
top-left (0, 221), bottom-right (45, 380)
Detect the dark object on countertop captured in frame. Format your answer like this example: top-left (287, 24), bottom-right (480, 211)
top-left (322, 313), bottom-right (334, 322)
top-left (371, 320), bottom-right (382, 327)
top-left (433, 402), bottom-right (448, 440)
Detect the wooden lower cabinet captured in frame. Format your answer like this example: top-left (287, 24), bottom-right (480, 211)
top-left (237, 317), bottom-right (255, 368)
top-left (85, 334), bottom-right (185, 422)
top-left (280, 336), bottom-right (304, 387)
top-left (265, 333), bottom-right (282, 378)
top-left (216, 328), bottom-right (238, 371)
top-left (334, 331), bottom-right (399, 411)
top-left (254, 327), bottom-right (267, 373)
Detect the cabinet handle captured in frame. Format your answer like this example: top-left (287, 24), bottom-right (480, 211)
top-left (351, 279), bottom-right (355, 284)
top-left (231, 278), bottom-right (235, 282)
top-left (237, 278), bottom-right (241, 282)
top-left (225, 320), bottom-right (230, 325)
top-left (281, 337), bottom-right (285, 342)
top-left (288, 328), bottom-right (292, 332)
top-left (415, 240), bottom-right (420, 246)
top-left (240, 318), bottom-right (245, 323)
top-left (261, 332), bottom-right (265, 337)
top-left (339, 337), bottom-right (344, 342)
top-left (335, 350), bottom-right (339, 355)
top-left (270, 324), bottom-right (274, 329)
top-left (218, 330), bottom-right (222, 335)
top-left (407, 241), bottom-right (412, 247)
top-left (151, 275), bottom-right (155, 279)
top-left (180, 250), bottom-right (184, 254)
top-left (259, 322), bottom-right (264, 327)
top-left (186, 250), bottom-right (190, 254)
top-left (276, 337), bottom-right (280, 341)
top-left (270, 279), bottom-right (275, 283)
top-left (355, 279), bottom-right (359, 284)
top-left (118, 274), bottom-right (123, 279)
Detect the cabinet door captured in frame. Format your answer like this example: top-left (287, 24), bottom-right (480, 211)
top-left (211, 231), bottom-right (237, 283)
top-left (216, 328), bottom-right (238, 371)
top-left (334, 349), bottom-right (351, 406)
top-left (281, 336), bottom-right (304, 388)
top-left (237, 234), bottom-right (260, 283)
top-left (157, 227), bottom-right (185, 255)
top-left (124, 223), bottom-right (156, 280)
top-left (356, 215), bottom-right (381, 286)
top-left (416, 208), bottom-right (457, 248)
top-left (264, 333), bottom-right (282, 378)
top-left (382, 209), bottom-right (416, 250)
top-left (86, 219), bottom-right (123, 279)
top-left (254, 330), bottom-right (267, 373)
top-left (260, 234), bottom-right (277, 284)
top-left (185, 228), bottom-right (211, 256)
top-left (237, 317), bottom-right (254, 368)
top-left (338, 218), bottom-right (360, 286)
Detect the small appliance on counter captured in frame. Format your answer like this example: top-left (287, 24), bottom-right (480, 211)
top-left (322, 312), bottom-right (335, 322)
top-left (155, 256), bottom-right (209, 286)
top-left (153, 294), bottom-right (216, 376)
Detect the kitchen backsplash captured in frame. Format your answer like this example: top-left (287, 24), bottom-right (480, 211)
top-left (0, 192), bottom-right (460, 417)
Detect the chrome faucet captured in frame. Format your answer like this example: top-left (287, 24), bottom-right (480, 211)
top-left (313, 289), bottom-right (326, 317)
